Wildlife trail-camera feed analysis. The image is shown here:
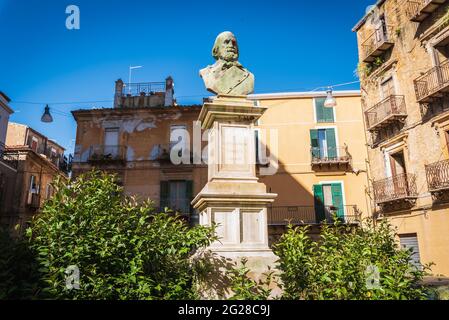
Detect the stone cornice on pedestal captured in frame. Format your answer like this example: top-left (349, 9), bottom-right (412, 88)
top-left (199, 95), bottom-right (267, 129)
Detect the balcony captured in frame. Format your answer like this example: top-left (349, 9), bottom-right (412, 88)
top-left (406, 0), bottom-right (446, 22)
top-left (414, 59), bottom-right (449, 103)
top-left (365, 95), bottom-right (407, 132)
top-left (88, 145), bottom-right (127, 164)
top-left (426, 159), bottom-right (449, 201)
top-left (311, 146), bottom-right (351, 169)
top-left (361, 25), bottom-right (394, 63)
top-left (267, 205), bottom-right (362, 226)
top-left (373, 173), bottom-right (418, 209)
top-left (28, 193), bottom-right (41, 210)
top-left (153, 144), bottom-right (193, 164)
top-left (0, 143), bottom-right (19, 170)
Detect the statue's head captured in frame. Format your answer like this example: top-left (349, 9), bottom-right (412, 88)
top-left (212, 31), bottom-right (239, 62)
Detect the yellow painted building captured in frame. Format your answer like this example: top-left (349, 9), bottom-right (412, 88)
top-left (72, 80), bottom-right (370, 243)
top-left (251, 91), bottom-right (370, 239)
top-left (354, 0), bottom-right (449, 276)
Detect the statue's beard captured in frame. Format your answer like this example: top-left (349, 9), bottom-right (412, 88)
top-left (221, 50), bottom-right (238, 62)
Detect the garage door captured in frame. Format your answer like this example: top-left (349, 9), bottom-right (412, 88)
top-left (399, 234), bottom-right (422, 269)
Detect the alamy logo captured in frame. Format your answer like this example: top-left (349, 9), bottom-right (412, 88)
top-left (65, 5), bottom-right (80, 30)
top-left (365, 265), bottom-right (381, 290)
top-left (65, 265), bottom-right (80, 290)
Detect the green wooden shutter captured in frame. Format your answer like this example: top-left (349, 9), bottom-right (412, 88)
top-left (254, 130), bottom-right (259, 164)
top-left (316, 97), bottom-right (334, 123)
top-left (185, 180), bottom-right (193, 214)
top-left (324, 105), bottom-right (334, 122)
top-left (310, 129), bottom-right (320, 158)
top-left (331, 183), bottom-right (344, 220)
top-left (160, 181), bottom-right (170, 211)
top-left (315, 98), bottom-right (325, 123)
top-left (313, 184), bottom-right (325, 222)
top-left (326, 128), bottom-right (337, 159)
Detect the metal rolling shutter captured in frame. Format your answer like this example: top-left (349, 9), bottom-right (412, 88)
top-left (399, 234), bottom-right (422, 268)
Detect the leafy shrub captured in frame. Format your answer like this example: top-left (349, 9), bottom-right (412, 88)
top-left (0, 227), bottom-right (40, 299)
top-left (227, 258), bottom-right (274, 300)
top-left (26, 171), bottom-right (216, 300)
top-left (273, 219), bottom-right (431, 300)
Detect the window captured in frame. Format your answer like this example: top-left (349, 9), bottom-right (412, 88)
top-left (315, 97), bottom-right (334, 123)
top-left (46, 184), bottom-right (53, 200)
top-left (30, 137), bottom-right (38, 152)
top-left (310, 128), bottom-right (337, 160)
top-left (313, 183), bottom-right (344, 221)
top-left (160, 180), bottom-right (193, 214)
top-left (385, 149), bottom-right (406, 178)
top-left (399, 234), bottom-right (422, 269)
top-left (380, 77), bottom-right (395, 98)
top-left (104, 128), bottom-right (119, 156)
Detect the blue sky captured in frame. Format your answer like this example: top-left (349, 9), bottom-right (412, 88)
top-left (0, 0), bottom-right (373, 153)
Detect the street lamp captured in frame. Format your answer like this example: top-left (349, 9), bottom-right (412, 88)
top-left (41, 104), bottom-right (53, 123)
top-left (324, 87), bottom-right (337, 108)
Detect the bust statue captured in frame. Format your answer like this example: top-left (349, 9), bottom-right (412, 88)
top-left (200, 31), bottom-right (254, 96)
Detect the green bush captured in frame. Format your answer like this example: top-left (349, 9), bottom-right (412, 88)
top-left (227, 258), bottom-right (274, 300)
top-left (273, 219), bottom-right (431, 300)
top-left (25, 171), bottom-right (216, 300)
top-left (0, 227), bottom-right (40, 299)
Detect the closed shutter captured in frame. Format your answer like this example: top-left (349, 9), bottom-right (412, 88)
top-left (315, 98), bottom-right (334, 123)
top-left (310, 129), bottom-right (320, 158)
top-left (331, 183), bottom-right (344, 219)
top-left (254, 130), bottom-right (260, 164)
top-left (326, 128), bottom-right (337, 159)
top-left (399, 234), bottom-right (422, 269)
top-left (160, 181), bottom-right (170, 211)
top-left (313, 184), bottom-right (325, 222)
top-left (315, 98), bottom-right (325, 123)
top-left (185, 180), bottom-right (193, 214)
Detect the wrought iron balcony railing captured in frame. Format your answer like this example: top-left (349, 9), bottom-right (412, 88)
top-left (361, 25), bottom-right (394, 63)
top-left (311, 146), bottom-right (351, 165)
top-left (0, 142), bottom-right (19, 170)
top-left (373, 173), bottom-right (418, 204)
top-left (414, 59), bottom-right (449, 103)
top-left (406, 0), bottom-right (446, 22)
top-left (426, 159), bottom-right (449, 192)
top-left (267, 205), bottom-right (362, 226)
top-left (153, 144), bottom-right (193, 163)
top-left (122, 82), bottom-right (166, 97)
top-left (88, 145), bottom-right (127, 163)
top-left (365, 95), bottom-right (407, 131)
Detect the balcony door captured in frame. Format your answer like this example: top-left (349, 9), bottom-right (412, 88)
top-left (310, 128), bottom-right (337, 160)
top-left (160, 180), bottom-right (193, 215)
top-left (104, 128), bottom-right (119, 157)
top-left (381, 77), bottom-right (395, 99)
top-left (388, 150), bottom-right (408, 196)
top-left (314, 183), bottom-right (344, 222)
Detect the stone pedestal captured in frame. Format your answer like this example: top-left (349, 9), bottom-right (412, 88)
top-left (192, 95), bottom-right (278, 297)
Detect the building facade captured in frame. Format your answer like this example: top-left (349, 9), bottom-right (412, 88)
top-left (72, 78), bottom-right (370, 241)
top-left (0, 121), bottom-right (69, 232)
top-left (354, 0), bottom-right (449, 275)
top-left (250, 91), bottom-right (370, 240)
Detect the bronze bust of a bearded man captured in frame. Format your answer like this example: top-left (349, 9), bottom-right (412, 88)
top-left (200, 31), bottom-right (254, 96)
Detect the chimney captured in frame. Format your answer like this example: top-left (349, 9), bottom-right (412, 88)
top-left (164, 76), bottom-right (174, 107)
top-left (114, 79), bottom-right (124, 108)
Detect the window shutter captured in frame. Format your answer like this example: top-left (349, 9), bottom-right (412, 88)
top-left (310, 129), bottom-right (320, 158)
top-left (326, 128), bottom-right (337, 159)
top-left (315, 98), bottom-right (325, 122)
top-left (185, 180), bottom-right (193, 214)
top-left (160, 181), bottom-right (170, 211)
top-left (331, 183), bottom-right (344, 219)
top-left (254, 130), bottom-right (259, 164)
top-left (324, 105), bottom-right (334, 122)
top-left (313, 184), bottom-right (325, 222)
